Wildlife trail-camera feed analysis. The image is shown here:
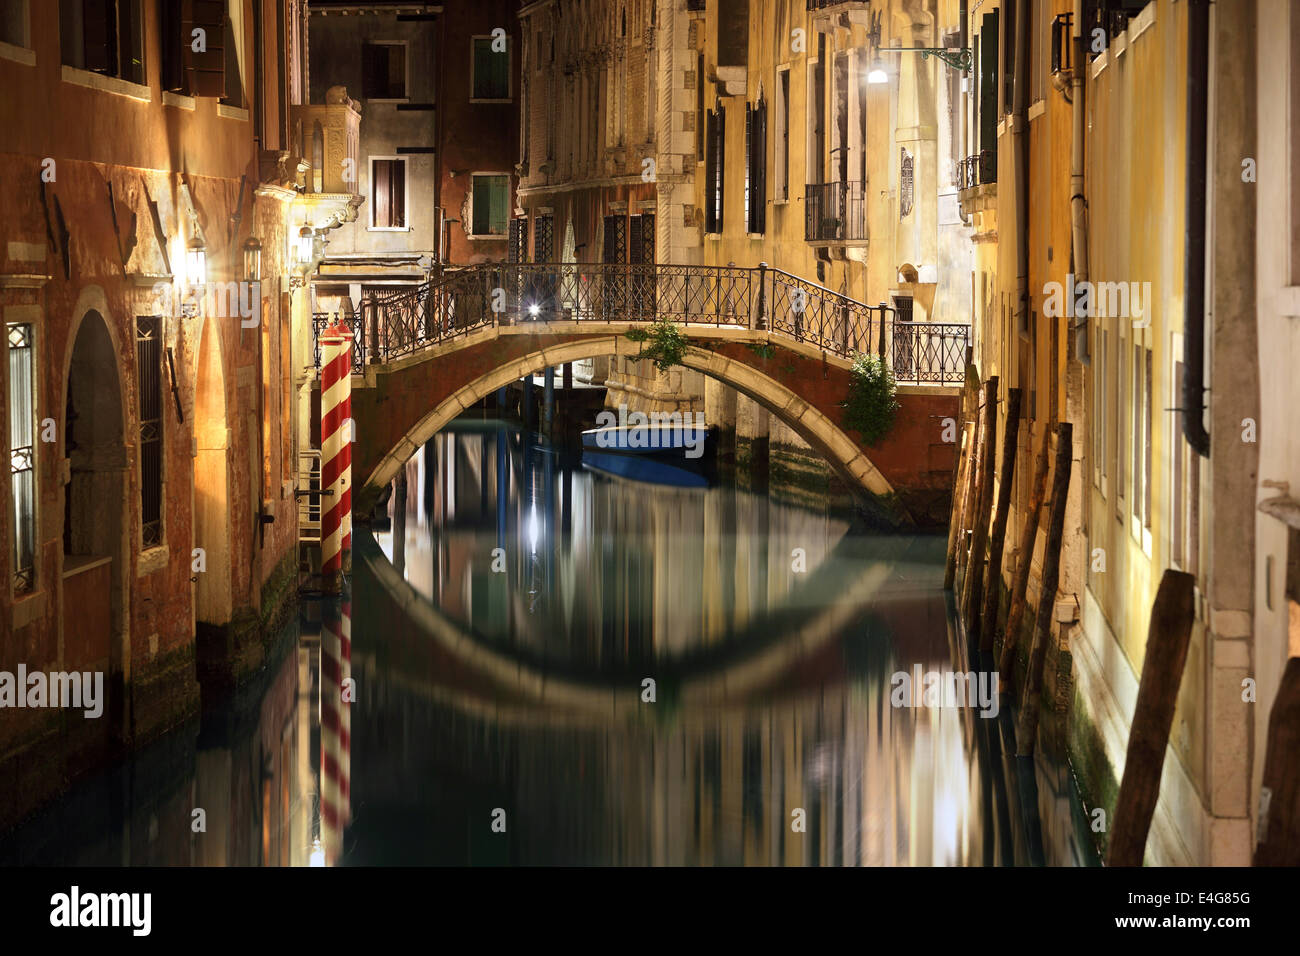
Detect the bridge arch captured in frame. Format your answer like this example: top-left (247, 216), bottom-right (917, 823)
top-left (359, 332), bottom-right (897, 504)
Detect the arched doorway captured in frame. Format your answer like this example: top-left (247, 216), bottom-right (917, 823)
top-left (63, 311), bottom-right (127, 704)
top-left (194, 317), bottom-right (232, 626)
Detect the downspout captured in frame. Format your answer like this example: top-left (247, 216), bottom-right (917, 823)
top-left (1070, 0), bottom-right (1088, 362)
top-left (1012, 0), bottom-right (1030, 354)
top-left (1183, 0), bottom-right (1211, 457)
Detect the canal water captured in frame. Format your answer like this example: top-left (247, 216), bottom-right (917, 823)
top-left (0, 420), bottom-right (1096, 867)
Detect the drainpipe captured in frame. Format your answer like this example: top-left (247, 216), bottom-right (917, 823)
top-left (1183, 0), bottom-right (1211, 458)
top-left (1012, 0), bottom-right (1030, 360)
top-left (1070, 0), bottom-right (1089, 363)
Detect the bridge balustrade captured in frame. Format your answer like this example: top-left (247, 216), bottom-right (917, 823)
top-left (313, 263), bottom-right (968, 386)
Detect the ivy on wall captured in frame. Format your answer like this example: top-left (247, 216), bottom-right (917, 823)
top-left (842, 354), bottom-right (899, 446)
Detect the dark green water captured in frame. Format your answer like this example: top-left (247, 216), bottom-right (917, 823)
top-left (0, 421), bottom-right (1095, 866)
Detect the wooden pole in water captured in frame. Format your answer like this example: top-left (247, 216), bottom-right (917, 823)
top-left (998, 424), bottom-right (1052, 683)
top-left (1015, 421), bottom-right (1072, 755)
top-left (978, 388), bottom-right (1021, 652)
top-left (962, 377), bottom-right (999, 631)
top-left (1106, 568), bottom-right (1196, 866)
top-left (1255, 656), bottom-right (1300, 865)
top-left (956, 402), bottom-right (985, 584)
top-left (944, 421), bottom-right (975, 590)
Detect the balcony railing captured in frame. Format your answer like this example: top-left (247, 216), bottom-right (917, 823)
top-left (805, 180), bottom-right (869, 243)
top-left (958, 151), bottom-right (997, 190)
top-left (806, 0), bottom-right (868, 10)
top-left (312, 313), bottom-right (366, 373)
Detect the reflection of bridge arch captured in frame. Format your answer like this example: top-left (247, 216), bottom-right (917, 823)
top-left (353, 528), bottom-right (949, 720)
top-left (361, 330), bottom-right (896, 508)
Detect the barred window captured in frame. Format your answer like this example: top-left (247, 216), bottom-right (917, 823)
top-left (136, 316), bottom-right (163, 548)
top-left (8, 322), bottom-right (35, 591)
top-left (706, 103), bottom-right (726, 233)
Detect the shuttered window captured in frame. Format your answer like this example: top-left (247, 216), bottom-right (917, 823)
top-left (8, 322), bottom-right (35, 591)
top-left (508, 218), bottom-right (527, 263)
top-left (706, 104), bottom-right (725, 233)
top-left (61, 0), bottom-right (144, 84)
top-left (136, 316), bottom-right (163, 549)
top-left (471, 174), bottom-right (509, 236)
top-left (746, 98), bottom-right (767, 234)
top-left (533, 214), bottom-right (554, 262)
top-left (362, 42), bottom-right (406, 99)
top-left (372, 158), bottom-right (407, 229)
top-left (472, 36), bottom-right (510, 100)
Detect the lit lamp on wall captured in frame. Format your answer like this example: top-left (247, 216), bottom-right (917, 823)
top-left (243, 237), bottom-right (263, 283)
top-left (867, 58), bottom-right (889, 84)
top-left (186, 235), bottom-right (207, 286)
top-left (181, 234), bottom-right (206, 317)
top-left (290, 225), bottom-right (317, 290)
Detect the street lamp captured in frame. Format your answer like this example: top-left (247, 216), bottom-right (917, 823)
top-left (295, 225), bottom-right (315, 269)
top-left (186, 235), bottom-right (207, 286)
top-left (243, 237), bottom-right (262, 283)
top-left (881, 46), bottom-right (973, 74)
top-left (867, 58), bottom-right (889, 84)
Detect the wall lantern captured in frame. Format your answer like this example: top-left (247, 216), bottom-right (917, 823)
top-left (186, 235), bottom-right (207, 286)
top-left (867, 59), bottom-right (889, 84)
top-left (295, 225), bottom-right (316, 269)
top-left (243, 237), bottom-right (263, 283)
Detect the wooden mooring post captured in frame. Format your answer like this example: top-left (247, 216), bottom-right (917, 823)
top-left (1105, 568), bottom-right (1196, 866)
top-left (944, 421), bottom-right (976, 590)
top-left (1255, 656), bottom-right (1300, 865)
top-left (1015, 421), bottom-right (1072, 755)
top-left (961, 377), bottom-right (999, 631)
top-left (997, 425), bottom-right (1052, 685)
top-left (955, 402), bottom-right (985, 585)
top-left (977, 387), bottom-right (1021, 652)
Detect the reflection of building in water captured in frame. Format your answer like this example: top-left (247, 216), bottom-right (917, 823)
top-left (347, 650), bottom-right (990, 866)
top-left (374, 427), bottom-right (851, 667)
top-left (0, 631), bottom-right (309, 866)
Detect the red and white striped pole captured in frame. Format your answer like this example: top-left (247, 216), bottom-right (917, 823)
top-left (320, 600), bottom-right (343, 865)
top-left (319, 314), bottom-right (352, 593)
top-left (339, 588), bottom-right (352, 827)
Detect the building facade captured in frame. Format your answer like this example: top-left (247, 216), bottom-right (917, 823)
top-left (0, 0), bottom-right (322, 827)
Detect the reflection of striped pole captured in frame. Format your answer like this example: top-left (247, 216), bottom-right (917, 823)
top-left (340, 317), bottom-right (353, 574)
top-left (320, 315), bottom-right (352, 592)
top-left (339, 588), bottom-right (352, 827)
top-left (320, 600), bottom-right (343, 865)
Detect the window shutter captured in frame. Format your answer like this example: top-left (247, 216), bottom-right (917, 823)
top-left (362, 44), bottom-right (385, 98)
top-left (391, 160), bottom-right (406, 227)
top-left (756, 99), bottom-right (767, 233)
top-left (187, 0), bottom-right (227, 98)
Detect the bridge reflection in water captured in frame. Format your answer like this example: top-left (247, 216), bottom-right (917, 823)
top-left (350, 422), bottom-right (1092, 866)
top-left (0, 421), bottom-right (1091, 866)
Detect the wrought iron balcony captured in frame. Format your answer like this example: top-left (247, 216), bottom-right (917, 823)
top-left (804, 180), bottom-right (869, 243)
top-left (958, 151), bottom-right (997, 190)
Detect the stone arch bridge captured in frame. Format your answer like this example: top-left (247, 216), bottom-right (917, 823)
top-left (317, 262), bottom-right (966, 526)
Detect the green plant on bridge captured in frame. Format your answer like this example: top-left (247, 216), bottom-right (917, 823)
top-left (625, 319), bottom-right (690, 372)
top-left (842, 353), bottom-right (899, 447)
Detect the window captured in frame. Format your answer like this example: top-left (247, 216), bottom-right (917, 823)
top-left (1096, 328), bottom-right (1108, 494)
top-left (60, 0), bottom-right (144, 84)
top-left (371, 158), bottom-right (407, 229)
top-left (1002, 0), bottom-right (1016, 112)
top-left (136, 316), bottom-right (163, 549)
top-left (508, 218), bottom-right (527, 263)
top-left (533, 214), bottom-right (553, 262)
top-left (745, 97), bottom-right (767, 234)
top-left (807, 44), bottom-right (825, 187)
top-left (1, 0), bottom-right (29, 48)
top-left (472, 36), bottom-right (511, 101)
top-left (1030, 0), bottom-right (1048, 106)
top-left (774, 67), bottom-right (790, 201)
top-left (470, 174), bottom-right (509, 236)
top-left (8, 322), bottom-right (35, 592)
top-left (629, 214), bottom-right (655, 264)
top-left (705, 104), bottom-right (725, 233)
top-left (978, 12), bottom-right (999, 156)
top-left (362, 41), bottom-right (406, 100)
top-left (221, 0), bottom-right (244, 107)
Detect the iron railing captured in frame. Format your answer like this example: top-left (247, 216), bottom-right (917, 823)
top-left (312, 312), bottom-right (366, 373)
top-left (805, 180), bottom-right (869, 243)
top-left (892, 322), bottom-right (970, 385)
top-left (958, 150), bottom-right (997, 190)
top-left (806, 0), bottom-right (866, 10)
top-left (312, 262), bottom-right (968, 385)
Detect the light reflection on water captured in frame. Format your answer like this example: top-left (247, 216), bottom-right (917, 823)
top-left (0, 421), bottom-right (1094, 867)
